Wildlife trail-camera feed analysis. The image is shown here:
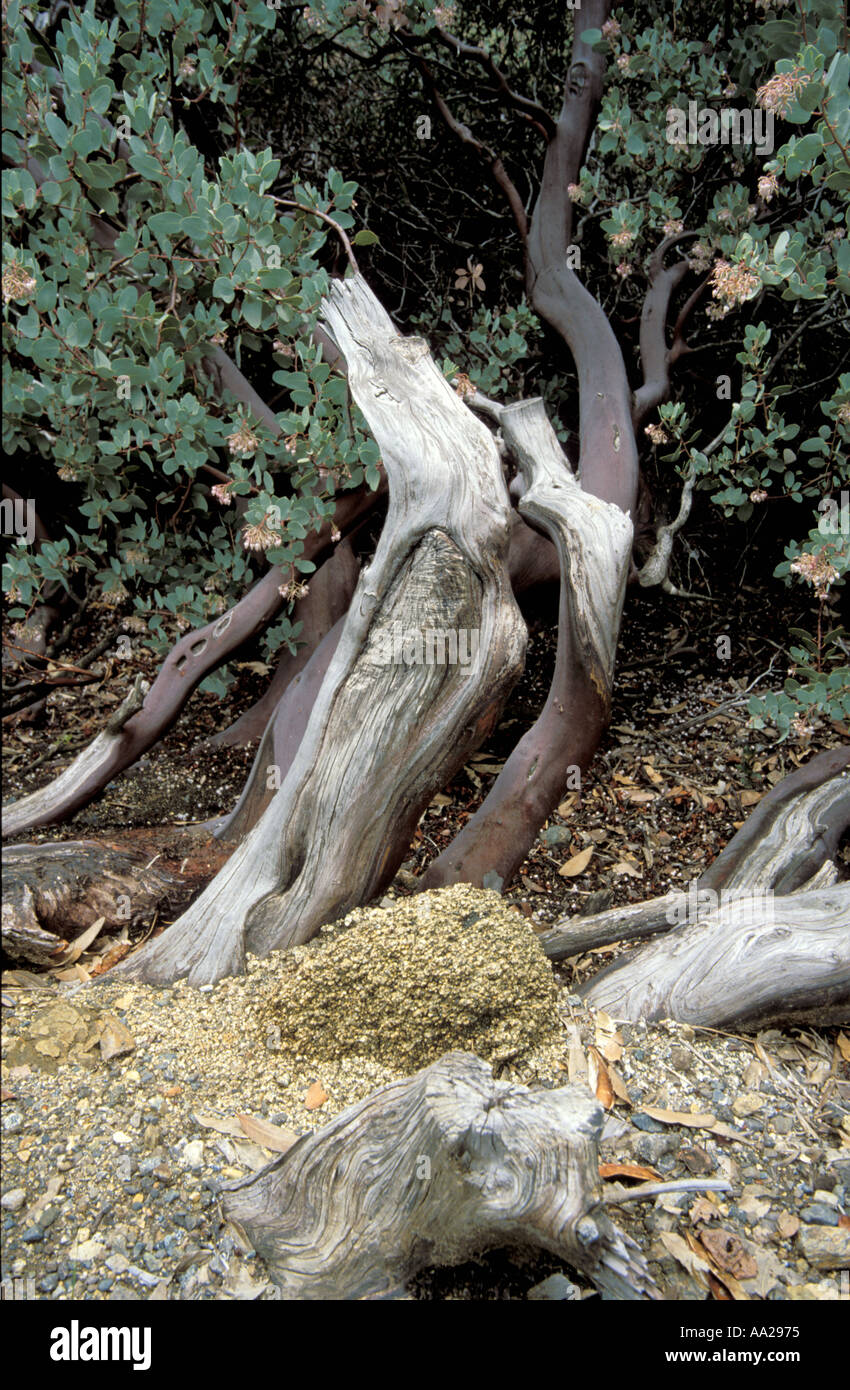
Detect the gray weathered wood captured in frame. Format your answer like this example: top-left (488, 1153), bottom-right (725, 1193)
top-left (581, 885), bottom-right (850, 1028)
top-left (118, 275), bottom-right (526, 986)
top-left (222, 1051), bottom-right (659, 1300)
top-left (422, 396), bottom-right (633, 891)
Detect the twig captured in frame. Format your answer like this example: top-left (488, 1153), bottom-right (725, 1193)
top-left (604, 1177), bottom-right (732, 1205)
top-left (270, 198), bottom-right (359, 274)
top-left (2, 640), bottom-right (102, 677)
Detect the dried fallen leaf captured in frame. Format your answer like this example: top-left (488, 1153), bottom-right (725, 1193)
top-left (599, 1162), bottom-right (660, 1183)
top-left (642, 1105), bottom-right (716, 1129)
top-left (234, 660), bottom-right (271, 676)
top-left (193, 1112), bottom-right (245, 1138)
top-left (558, 846), bottom-right (593, 878)
top-left (611, 860), bottom-right (642, 878)
top-left (690, 1195), bottom-right (720, 1223)
top-left (588, 1048), bottom-right (614, 1109)
top-left (687, 1233), bottom-right (751, 1301)
top-left (595, 1014), bottom-right (623, 1062)
top-left (237, 1114), bottom-right (298, 1154)
top-left (836, 1032), bottom-right (850, 1063)
top-left (304, 1081), bottom-right (328, 1110)
top-left (776, 1210), bottom-right (800, 1239)
top-left (52, 964), bottom-right (90, 983)
top-left (50, 917), bottom-right (106, 967)
top-left (699, 1229), bottom-right (758, 1280)
top-left (681, 1146), bottom-right (714, 1175)
top-left (659, 1231), bottom-right (711, 1285)
top-left (739, 789), bottom-right (763, 807)
top-left (521, 875), bottom-right (546, 894)
top-left (90, 942), bottom-right (133, 976)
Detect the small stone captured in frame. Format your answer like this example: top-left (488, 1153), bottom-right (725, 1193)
top-left (796, 1226), bottom-right (850, 1271)
top-left (632, 1113), bottom-right (666, 1133)
top-left (69, 1237), bottom-right (107, 1262)
top-left (98, 1013), bottom-right (136, 1062)
top-left (0, 1188), bottom-right (26, 1213)
top-left (634, 1133), bottom-right (679, 1164)
top-left (2, 1110), bottom-right (24, 1134)
top-left (800, 1204), bottom-right (840, 1227)
top-left (182, 1140), bottom-right (205, 1171)
top-left (669, 1046), bottom-right (694, 1073)
top-left (732, 1093), bottom-right (765, 1118)
top-left (772, 1115), bottom-right (794, 1134)
top-left (812, 1189), bottom-right (840, 1207)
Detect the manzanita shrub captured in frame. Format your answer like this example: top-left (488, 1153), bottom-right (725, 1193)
top-left (2, 0), bottom-right (382, 692)
top-left (3, 0), bottom-right (849, 734)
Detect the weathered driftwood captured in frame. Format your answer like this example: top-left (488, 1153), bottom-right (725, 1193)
top-left (422, 398), bottom-right (633, 892)
top-left (215, 619), bottom-right (345, 844)
top-left (1, 839), bottom-right (179, 964)
top-left (699, 745), bottom-right (850, 895)
top-left (581, 885), bottom-right (850, 1029)
top-left (118, 275), bottom-right (526, 985)
top-left (222, 1051), bottom-right (659, 1301)
top-left (218, 513), bottom-right (564, 845)
top-left (539, 892), bottom-right (684, 963)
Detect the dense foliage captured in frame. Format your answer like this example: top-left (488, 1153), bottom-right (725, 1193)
top-left (2, 0), bottom-right (848, 729)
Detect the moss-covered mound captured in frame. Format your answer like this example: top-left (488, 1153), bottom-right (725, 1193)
top-left (255, 884), bottom-right (562, 1070)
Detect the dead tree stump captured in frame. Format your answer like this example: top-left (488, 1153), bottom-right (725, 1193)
top-left (118, 275), bottom-right (526, 986)
top-left (222, 1051), bottom-right (659, 1301)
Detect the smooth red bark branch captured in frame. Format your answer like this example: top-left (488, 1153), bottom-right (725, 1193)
top-left (632, 236), bottom-right (694, 428)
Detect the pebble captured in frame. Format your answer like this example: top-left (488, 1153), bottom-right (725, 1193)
top-left (632, 1113), bottom-right (666, 1133)
top-left (796, 1226), bottom-right (850, 1271)
top-left (800, 1203), bottom-right (840, 1227)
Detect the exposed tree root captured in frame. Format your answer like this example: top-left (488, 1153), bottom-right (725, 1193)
top-left (222, 1051), bottom-right (659, 1301)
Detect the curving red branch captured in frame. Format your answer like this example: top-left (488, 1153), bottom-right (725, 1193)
top-left (424, 0), bottom-right (640, 892)
top-left (210, 535), bottom-right (362, 747)
top-left (631, 234), bottom-right (697, 428)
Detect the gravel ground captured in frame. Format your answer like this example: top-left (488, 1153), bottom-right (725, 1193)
top-left (2, 915), bottom-right (848, 1302)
